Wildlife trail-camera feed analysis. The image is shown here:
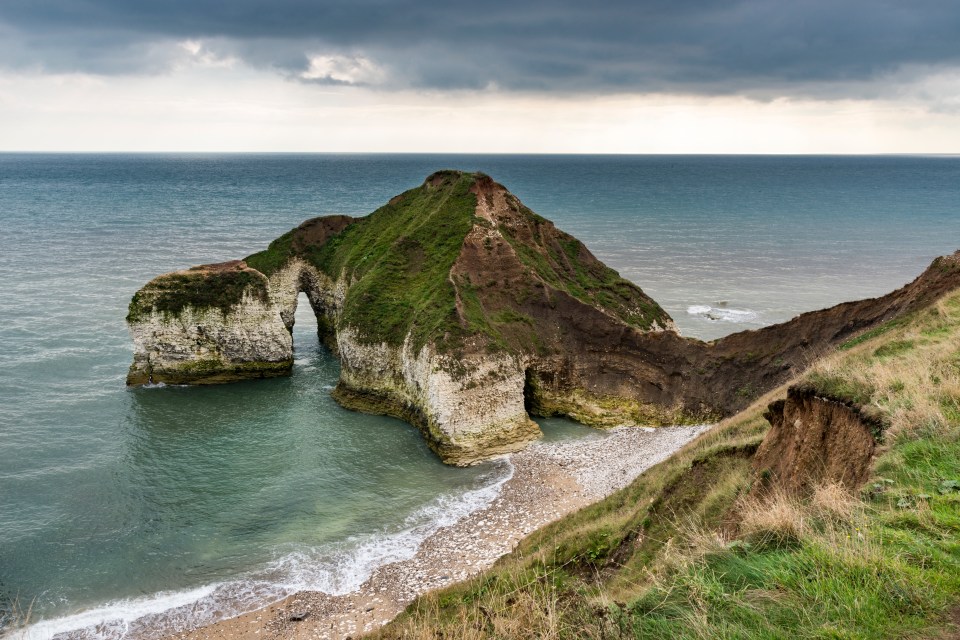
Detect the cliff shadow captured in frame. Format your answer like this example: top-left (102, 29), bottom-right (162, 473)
top-left (522, 367), bottom-right (544, 419)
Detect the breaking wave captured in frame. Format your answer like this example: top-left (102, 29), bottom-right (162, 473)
top-left (17, 460), bottom-right (513, 640)
top-left (686, 304), bottom-right (760, 324)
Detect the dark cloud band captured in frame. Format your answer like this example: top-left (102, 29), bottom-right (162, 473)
top-left (1, 0), bottom-right (958, 96)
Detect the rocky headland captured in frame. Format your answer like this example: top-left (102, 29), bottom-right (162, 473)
top-left (127, 170), bottom-right (960, 465)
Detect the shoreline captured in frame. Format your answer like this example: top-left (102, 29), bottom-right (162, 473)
top-left (164, 424), bottom-right (710, 640)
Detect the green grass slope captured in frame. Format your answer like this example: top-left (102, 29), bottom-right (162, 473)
top-left (247, 170), bottom-right (478, 350)
top-left (244, 171), bottom-right (671, 353)
top-left (373, 291), bottom-right (960, 639)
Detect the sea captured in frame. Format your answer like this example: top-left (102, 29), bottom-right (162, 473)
top-left (1, 154), bottom-right (959, 638)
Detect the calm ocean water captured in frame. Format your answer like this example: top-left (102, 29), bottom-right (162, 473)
top-left (1, 154), bottom-right (959, 637)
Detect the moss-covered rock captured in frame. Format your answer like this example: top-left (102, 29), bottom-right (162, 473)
top-left (126, 261), bottom-right (295, 386)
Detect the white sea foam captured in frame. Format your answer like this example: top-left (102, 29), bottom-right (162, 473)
top-left (686, 304), bottom-right (760, 323)
top-left (12, 583), bottom-right (224, 640)
top-left (17, 461), bottom-right (514, 640)
top-left (263, 459), bottom-right (513, 595)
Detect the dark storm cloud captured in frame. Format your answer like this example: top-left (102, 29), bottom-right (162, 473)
top-left (1, 0), bottom-right (959, 96)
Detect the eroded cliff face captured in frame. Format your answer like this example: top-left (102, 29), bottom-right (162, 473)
top-left (126, 171), bottom-right (960, 465)
top-left (333, 329), bottom-right (540, 465)
top-left (753, 385), bottom-right (883, 492)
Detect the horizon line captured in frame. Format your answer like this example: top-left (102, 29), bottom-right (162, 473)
top-left (2, 150), bottom-right (959, 157)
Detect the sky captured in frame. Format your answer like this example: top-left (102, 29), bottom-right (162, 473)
top-left (1, 0), bottom-right (959, 153)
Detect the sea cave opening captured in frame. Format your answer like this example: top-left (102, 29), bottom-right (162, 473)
top-left (523, 367), bottom-right (544, 418)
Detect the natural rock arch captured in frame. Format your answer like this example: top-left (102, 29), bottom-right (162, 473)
top-left (126, 171), bottom-right (960, 464)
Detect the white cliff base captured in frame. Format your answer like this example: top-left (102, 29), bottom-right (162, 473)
top-left (126, 291), bottom-right (294, 385)
top-left (332, 328), bottom-right (541, 466)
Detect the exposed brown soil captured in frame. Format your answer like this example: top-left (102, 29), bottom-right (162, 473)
top-left (753, 385), bottom-right (880, 493)
top-left (948, 604), bottom-right (960, 639)
top-left (458, 174), bottom-right (960, 425)
top-left (288, 215), bottom-right (355, 253)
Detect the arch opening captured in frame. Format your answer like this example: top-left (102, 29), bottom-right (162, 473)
top-left (291, 291), bottom-right (320, 356)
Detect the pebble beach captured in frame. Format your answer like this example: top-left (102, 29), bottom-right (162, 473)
top-left (169, 424), bottom-right (711, 640)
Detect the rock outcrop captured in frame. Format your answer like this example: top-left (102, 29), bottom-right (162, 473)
top-left (126, 171), bottom-right (960, 464)
top-left (126, 261), bottom-right (293, 385)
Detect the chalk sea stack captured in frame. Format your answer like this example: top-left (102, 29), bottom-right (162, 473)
top-left (127, 171), bottom-right (960, 465)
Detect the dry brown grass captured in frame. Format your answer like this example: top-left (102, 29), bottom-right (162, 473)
top-left (810, 481), bottom-right (860, 521)
top-left (385, 557), bottom-right (577, 640)
top-left (733, 480), bottom-right (870, 555)
top-left (808, 293), bottom-right (960, 442)
top-left (737, 487), bottom-right (809, 545)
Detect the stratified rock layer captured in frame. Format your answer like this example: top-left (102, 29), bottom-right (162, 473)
top-left (126, 171), bottom-right (960, 464)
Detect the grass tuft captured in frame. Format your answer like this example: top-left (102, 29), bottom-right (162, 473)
top-left (737, 488), bottom-right (808, 549)
top-left (0, 594), bottom-right (35, 635)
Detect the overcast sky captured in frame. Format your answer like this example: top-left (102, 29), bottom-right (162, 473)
top-left (2, 0), bottom-right (959, 152)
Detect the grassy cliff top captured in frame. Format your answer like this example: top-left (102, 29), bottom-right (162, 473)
top-left (127, 261), bottom-right (268, 322)
top-left (244, 170), bottom-right (672, 352)
top-left (248, 170), bottom-right (482, 349)
top-left (374, 289), bottom-right (960, 639)
top-left (130, 170), bottom-right (671, 356)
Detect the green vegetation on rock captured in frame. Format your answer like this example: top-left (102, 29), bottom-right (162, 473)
top-left (245, 171), bottom-right (481, 350)
top-left (126, 357), bottom-right (293, 386)
top-left (241, 170), bottom-right (672, 353)
top-left (127, 266), bottom-right (268, 322)
top-left (244, 231), bottom-right (295, 277)
top-left (314, 172), bottom-right (479, 349)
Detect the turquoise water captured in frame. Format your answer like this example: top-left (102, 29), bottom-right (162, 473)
top-left (1, 154), bottom-right (959, 637)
